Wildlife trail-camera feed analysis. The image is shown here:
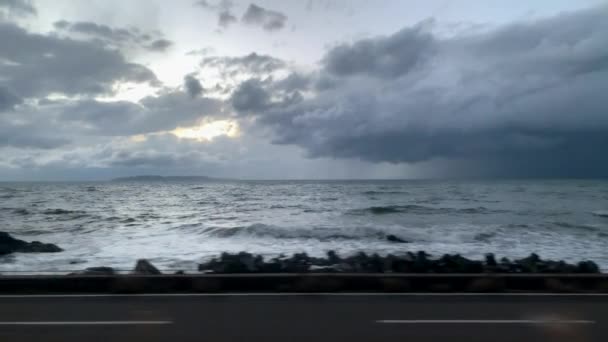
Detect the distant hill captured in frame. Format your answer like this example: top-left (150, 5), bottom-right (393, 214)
top-left (111, 175), bottom-right (221, 182)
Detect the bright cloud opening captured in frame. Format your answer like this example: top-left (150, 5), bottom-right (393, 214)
top-left (172, 120), bottom-right (239, 141)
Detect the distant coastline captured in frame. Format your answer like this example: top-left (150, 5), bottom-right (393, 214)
top-left (111, 175), bottom-right (220, 182)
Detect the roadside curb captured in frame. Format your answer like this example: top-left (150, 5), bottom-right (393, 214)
top-left (1, 274), bottom-right (607, 294)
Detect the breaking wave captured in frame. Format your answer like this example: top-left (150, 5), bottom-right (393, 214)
top-left (194, 223), bottom-right (408, 241)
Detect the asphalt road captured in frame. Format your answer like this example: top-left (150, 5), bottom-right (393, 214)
top-left (0, 293), bottom-right (606, 341)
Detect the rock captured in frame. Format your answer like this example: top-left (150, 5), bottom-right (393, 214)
top-left (576, 260), bottom-right (600, 273)
top-left (77, 267), bottom-right (115, 275)
top-left (196, 251), bottom-right (602, 274)
top-left (133, 259), bottom-right (162, 275)
top-left (0, 231), bottom-right (63, 255)
top-left (386, 234), bottom-right (409, 243)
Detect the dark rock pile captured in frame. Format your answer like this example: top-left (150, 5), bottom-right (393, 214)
top-left (198, 251), bottom-right (601, 274)
top-left (133, 259), bottom-right (162, 275)
top-left (0, 231), bottom-right (63, 255)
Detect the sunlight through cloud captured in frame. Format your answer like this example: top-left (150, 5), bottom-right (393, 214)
top-left (172, 120), bottom-right (239, 141)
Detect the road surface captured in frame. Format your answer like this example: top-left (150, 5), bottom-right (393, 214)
top-left (0, 293), bottom-right (606, 341)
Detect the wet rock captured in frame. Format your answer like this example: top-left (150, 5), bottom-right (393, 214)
top-left (133, 259), bottom-right (162, 275)
top-left (386, 234), bottom-right (409, 243)
top-left (0, 231), bottom-right (63, 255)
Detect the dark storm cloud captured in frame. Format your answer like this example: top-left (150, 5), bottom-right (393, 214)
top-left (242, 3), bottom-right (287, 31)
top-left (240, 5), bottom-right (608, 177)
top-left (201, 52), bottom-right (286, 75)
top-left (322, 21), bottom-right (436, 78)
top-left (184, 74), bottom-right (204, 97)
top-left (0, 0), bottom-right (36, 17)
top-left (0, 22), bottom-right (158, 99)
top-left (53, 20), bottom-right (173, 52)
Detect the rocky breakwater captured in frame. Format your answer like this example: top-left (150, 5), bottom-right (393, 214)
top-left (0, 232), bottom-right (63, 255)
top-left (197, 251), bottom-right (601, 274)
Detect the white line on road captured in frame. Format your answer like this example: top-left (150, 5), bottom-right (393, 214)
top-left (376, 319), bottom-right (596, 324)
top-left (0, 321), bottom-right (173, 326)
top-left (1, 293), bottom-right (608, 298)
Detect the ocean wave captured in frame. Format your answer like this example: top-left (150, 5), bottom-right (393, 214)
top-left (473, 232), bottom-right (496, 242)
top-left (43, 209), bottom-right (86, 215)
top-left (269, 204), bottom-right (305, 210)
top-left (592, 210), bottom-right (608, 218)
top-left (197, 223), bottom-right (407, 241)
top-left (347, 205), bottom-right (500, 215)
top-left (12, 208), bottom-right (30, 215)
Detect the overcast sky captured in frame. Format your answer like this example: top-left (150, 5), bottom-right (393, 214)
top-left (1, 0), bottom-right (607, 180)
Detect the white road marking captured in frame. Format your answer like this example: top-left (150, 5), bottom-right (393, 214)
top-left (0, 321), bottom-right (172, 326)
top-left (0, 293), bottom-right (607, 298)
top-left (376, 319), bottom-right (596, 324)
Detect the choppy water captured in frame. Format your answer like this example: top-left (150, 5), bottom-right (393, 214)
top-left (1, 180), bottom-right (607, 273)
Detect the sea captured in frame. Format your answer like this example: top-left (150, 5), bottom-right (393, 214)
top-left (1, 179), bottom-right (607, 273)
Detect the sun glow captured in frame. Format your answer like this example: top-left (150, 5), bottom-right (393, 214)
top-left (172, 120), bottom-right (239, 141)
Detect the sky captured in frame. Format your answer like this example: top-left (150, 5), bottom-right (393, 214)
top-left (0, 0), bottom-right (607, 180)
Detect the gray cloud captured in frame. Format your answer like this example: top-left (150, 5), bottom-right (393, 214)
top-left (0, 22), bottom-right (158, 99)
top-left (195, 0), bottom-right (236, 30)
top-left (0, 0), bottom-right (36, 17)
top-left (0, 124), bottom-right (70, 149)
top-left (230, 78), bottom-right (270, 113)
top-left (0, 86), bottom-right (21, 111)
top-left (184, 74), bottom-right (204, 97)
top-left (242, 3), bottom-right (287, 31)
top-left (53, 20), bottom-right (173, 52)
top-left (271, 72), bottom-right (311, 92)
top-left (58, 91), bottom-right (223, 136)
top-left (195, 0), bottom-right (213, 9)
top-left (201, 52), bottom-right (286, 75)
top-left (322, 21), bottom-right (436, 79)
top-left (186, 47), bottom-right (215, 56)
top-left (218, 10), bottom-right (237, 28)
top-left (240, 5), bottom-right (608, 177)
top-left (146, 38), bottom-right (173, 51)
top-left (0, 86), bottom-right (223, 151)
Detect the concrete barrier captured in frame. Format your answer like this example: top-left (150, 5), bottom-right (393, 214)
top-left (1, 273), bottom-right (608, 294)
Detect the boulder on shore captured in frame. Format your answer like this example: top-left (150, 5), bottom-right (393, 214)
top-left (0, 231), bottom-right (63, 255)
top-left (197, 251), bottom-right (602, 274)
top-left (133, 259), bottom-right (162, 275)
